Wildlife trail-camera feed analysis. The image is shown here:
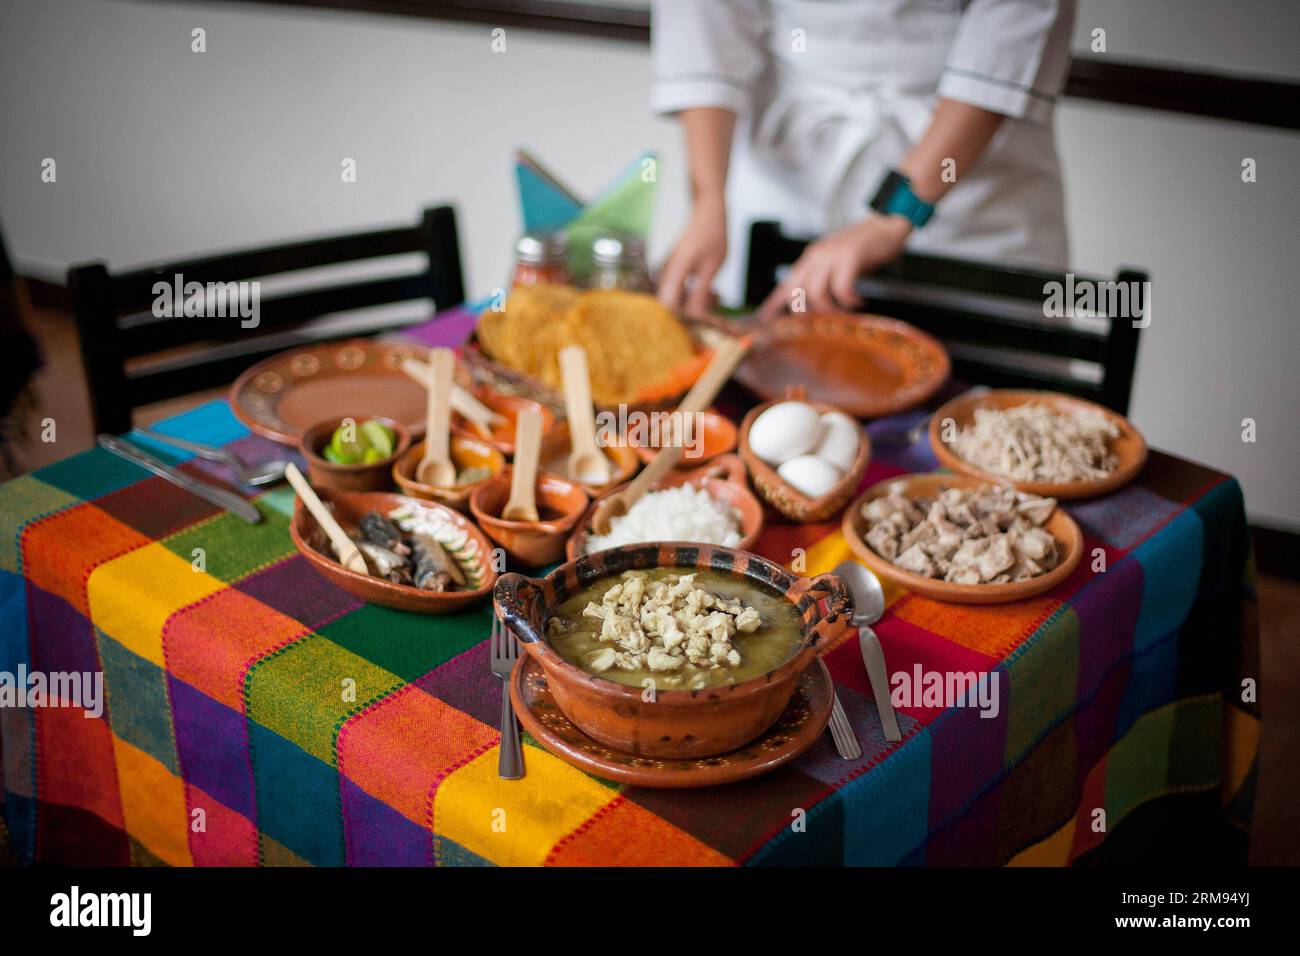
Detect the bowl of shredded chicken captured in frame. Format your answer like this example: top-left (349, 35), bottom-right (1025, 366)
top-left (930, 390), bottom-right (1148, 498)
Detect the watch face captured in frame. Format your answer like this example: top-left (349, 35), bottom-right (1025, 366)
top-left (869, 170), bottom-right (907, 212)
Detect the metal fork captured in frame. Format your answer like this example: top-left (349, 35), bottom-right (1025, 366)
top-left (827, 692), bottom-right (862, 760)
top-left (489, 613), bottom-right (524, 779)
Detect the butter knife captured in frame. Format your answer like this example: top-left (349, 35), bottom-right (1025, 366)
top-left (858, 627), bottom-right (902, 742)
top-left (97, 434), bottom-right (262, 524)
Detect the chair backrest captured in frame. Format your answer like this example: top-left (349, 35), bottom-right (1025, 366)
top-left (69, 205), bottom-right (465, 434)
top-left (743, 221), bottom-right (1146, 414)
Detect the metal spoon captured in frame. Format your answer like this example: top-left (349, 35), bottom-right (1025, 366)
top-left (834, 560), bottom-right (902, 741)
top-left (137, 428), bottom-right (288, 486)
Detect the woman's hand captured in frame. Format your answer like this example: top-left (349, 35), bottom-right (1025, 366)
top-left (756, 214), bottom-right (912, 320)
top-left (658, 194), bottom-right (727, 317)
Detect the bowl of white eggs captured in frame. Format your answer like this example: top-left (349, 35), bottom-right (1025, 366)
top-left (739, 393), bottom-right (870, 522)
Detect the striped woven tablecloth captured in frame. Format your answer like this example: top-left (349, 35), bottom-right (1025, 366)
top-left (0, 333), bottom-right (1259, 867)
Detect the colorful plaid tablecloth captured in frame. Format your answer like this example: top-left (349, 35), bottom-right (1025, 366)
top-left (0, 341), bottom-right (1259, 867)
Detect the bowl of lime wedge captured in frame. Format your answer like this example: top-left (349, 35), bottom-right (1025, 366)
top-left (301, 415), bottom-right (411, 492)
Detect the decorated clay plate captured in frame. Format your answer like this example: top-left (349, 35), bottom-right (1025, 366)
top-left (928, 389), bottom-right (1148, 500)
top-left (510, 654), bottom-right (833, 788)
top-left (842, 473), bottom-right (1083, 606)
top-left (230, 338), bottom-right (431, 445)
top-left (734, 313), bottom-right (950, 419)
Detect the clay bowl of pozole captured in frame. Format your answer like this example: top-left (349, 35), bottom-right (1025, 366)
top-left (494, 543), bottom-right (852, 759)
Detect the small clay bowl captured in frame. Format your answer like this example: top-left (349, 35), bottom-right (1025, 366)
top-left (631, 409), bottom-right (738, 466)
top-left (392, 436), bottom-right (506, 514)
top-left (539, 421), bottom-right (641, 497)
top-left (469, 469), bottom-right (589, 567)
top-left (566, 453), bottom-right (762, 560)
top-left (494, 544), bottom-right (853, 759)
top-left (739, 396), bottom-right (871, 523)
top-left (451, 388), bottom-right (558, 457)
top-left (290, 490), bottom-right (496, 614)
top-left (842, 472), bottom-right (1083, 605)
top-left (300, 416), bottom-right (411, 493)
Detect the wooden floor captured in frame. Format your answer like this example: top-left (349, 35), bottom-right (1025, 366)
top-left (7, 299), bottom-right (1298, 865)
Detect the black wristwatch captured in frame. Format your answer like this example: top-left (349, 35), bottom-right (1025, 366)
top-left (868, 169), bottom-right (935, 228)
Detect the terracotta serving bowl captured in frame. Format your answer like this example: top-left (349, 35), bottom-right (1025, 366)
top-left (630, 409), bottom-right (738, 466)
top-left (842, 472), bottom-right (1083, 605)
top-left (451, 387), bottom-right (558, 457)
top-left (392, 436), bottom-right (506, 513)
top-left (539, 422), bottom-right (641, 497)
top-left (495, 544), bottom-right (852, 759)
top-left (565, 454), bottom-right (763, 560)
top-left (300, 415), bottom-right (411, 493)
top-left (739, 396), bottom-right (871, 522)
top-left (469, 469), bottom-right (589, 567)
top-left (928, 389), bottom-right (1149, 500)
top-left (290, 490), bottom-right (496, 614)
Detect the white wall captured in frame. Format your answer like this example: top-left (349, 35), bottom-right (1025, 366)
top-left (2, 0), bottom-right (1297, 528)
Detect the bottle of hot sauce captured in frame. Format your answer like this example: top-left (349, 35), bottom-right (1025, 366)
top-left (512, 232), bottom-right (571, 287)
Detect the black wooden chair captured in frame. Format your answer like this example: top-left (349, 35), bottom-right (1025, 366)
top-left (743, 220), bottom-right (1146, 414)
top-left (69, 205), bottom-right (466, 434)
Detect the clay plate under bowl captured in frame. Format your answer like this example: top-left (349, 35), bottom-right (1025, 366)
top-left (511, 653), bottom-right (833, 787)
top-left (630, 409), bottom-right (738, 466)
top-left (739, 397), bottom-right (871, 523)
top-left (290, 490), bottom-right (497, 614)
top-left (842, 472), bottom-right (1083, 606)
top-left (539, 422), bottom-right (641, 497)
top-left (392, 436), bottom-right (506, 513)
top-left (494, 543), bottom-right (852, 759)
top-left (469, 470), bottom-right (588, 567)
top-left (928, 388), bottom-right (1149, 500)
top-left (734, 312), bottom-right (950, 419)
top-left (230, 338), bottom-right (432, 445)
top-left (565, 454), bottom-right (763, 560)
top-left (300, 415), bottom-right (411, 493)
top-left (451, 387), bottom-right (557, 457)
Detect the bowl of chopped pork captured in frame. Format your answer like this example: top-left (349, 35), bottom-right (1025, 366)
top-left (493, 543), bottom-right (851, 758)
top-left (928, 389), bottom-right (1148, 499)
top-left (843, 473), bottom-right (1083, 605)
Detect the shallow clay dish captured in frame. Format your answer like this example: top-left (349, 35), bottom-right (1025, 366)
top-left (539, 422), bottom-right (641, 497)
top-left (300, 415), bottom-right (410, 493)
top-left (739, 396), bottom-right (871, 523)
top-left (230, 338), bottom-right (432, 445)
top-left (630, 409), bottom-right (738, 466)
top-left (392, 437), bottom-right (506, 513)
top-left (734, 313), bottom-right (949, 419)
top-left (469, 470), bottom-right (588, 567)
top-left (494, 543), bottom-right (850, 759)
top-left (565, 454), bottom-right (762, 560)
top-left (451, 387), bottom-right (557, 457)
top-left (290, 490), bottom-right (496, 614)
top-left (928, 389), bottom-right (1148, 500)
top-left (511, 653), bottom-right (833, 788)
top-left (842, 472), bottom-right (1083, 605)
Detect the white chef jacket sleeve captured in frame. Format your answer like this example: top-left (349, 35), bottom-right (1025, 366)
top-left (938, 0), bottom-right (1076, 124)
top-left (650, 0), bottom-right (770, 116)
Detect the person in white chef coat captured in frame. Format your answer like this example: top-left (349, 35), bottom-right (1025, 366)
top-left (652, 0), bottom-right (1076, 318)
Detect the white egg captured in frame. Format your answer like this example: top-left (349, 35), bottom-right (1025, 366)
top-left (747, 401), bottom-right (821, 465)
top-left (812, 411), bottom-right (861, 473)
top-left (778, 454), bottom-right (843, 498)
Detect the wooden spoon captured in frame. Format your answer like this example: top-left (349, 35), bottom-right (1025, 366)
top-left (416, 348), bottom-right (458, 488)
top-left (559, 345), bottom-right (611, 486)
top-left (502, 406), bottom-right (543, 522)
top-left (284, 463), bottom-right (369, 575)
top-left (401, 357), bottom-right (504, 438)
top-left (589, 337), bottom-right (748, 535)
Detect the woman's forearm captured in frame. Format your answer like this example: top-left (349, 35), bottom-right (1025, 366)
top-left (898, 98), bottom-right (1005, 204)
top-left (680, 107), bottom-right (736, 203)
